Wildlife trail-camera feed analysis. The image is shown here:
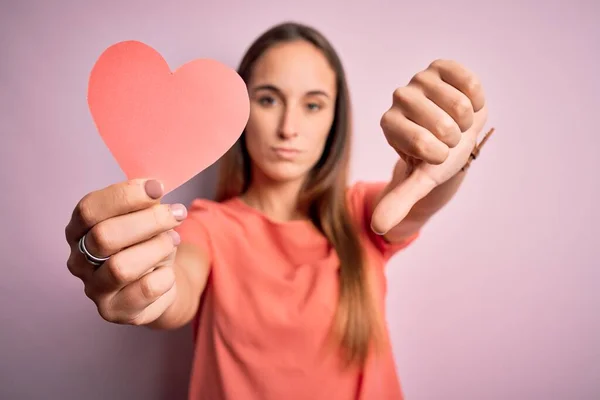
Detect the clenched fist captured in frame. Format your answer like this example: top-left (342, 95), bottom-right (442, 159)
top-left (372, 59), bottom-right (489, 234)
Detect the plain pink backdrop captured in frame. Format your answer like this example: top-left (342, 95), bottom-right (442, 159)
top-left (1, 0), bottom-right (598, 399)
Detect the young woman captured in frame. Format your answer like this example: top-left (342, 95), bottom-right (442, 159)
top-left (65, 22), bottom-right (489, 400)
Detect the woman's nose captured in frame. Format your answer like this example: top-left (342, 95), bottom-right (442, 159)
top-left (278, 108), bottom-right (299, 139)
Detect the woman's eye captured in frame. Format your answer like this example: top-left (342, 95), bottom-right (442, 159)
top-left (258, 96), bottom-right (276, 106)
top-left (307, 103), bottom-right (321, 111)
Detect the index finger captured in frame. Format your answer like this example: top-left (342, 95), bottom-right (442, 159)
top-left (429, 59), bottom-right (485, 112)
top-left (65, 179), bottom-right (164, 245)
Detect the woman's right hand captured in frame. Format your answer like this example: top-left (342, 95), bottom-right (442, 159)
top-left (65, 179), bottom-right (188, 326)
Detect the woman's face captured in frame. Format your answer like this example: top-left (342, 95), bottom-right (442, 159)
top-left (244, 40), bottom-right (337, 185)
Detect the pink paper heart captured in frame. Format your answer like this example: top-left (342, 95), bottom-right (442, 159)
top-left (88, 40), bottom-right (250, 193)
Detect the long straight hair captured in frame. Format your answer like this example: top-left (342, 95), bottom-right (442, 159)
top-left (214, 22), bottom-right (382, 365)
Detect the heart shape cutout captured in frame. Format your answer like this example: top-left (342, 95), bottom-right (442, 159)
top-left (88, 40), bottom-right (250, 194)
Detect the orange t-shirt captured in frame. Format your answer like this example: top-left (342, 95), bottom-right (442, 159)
top-left (176, 181), bottom-right (419, 400)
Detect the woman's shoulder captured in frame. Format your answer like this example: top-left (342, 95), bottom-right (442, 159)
top-left (345, 180), bottom-right (388, 218)
top-left (346, 180), bottom-right (388, 196)
top-left (187, 197), bottom-right (220, 213)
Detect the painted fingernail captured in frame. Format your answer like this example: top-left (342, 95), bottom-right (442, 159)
top-left (371, 223), bottom-right (386, 236)
top-left (170, 204), bottom-right (187, 221)
top-left (145, 180), bottom-right (164, 199)
top-left (167, 230), bottom-right (181, 246)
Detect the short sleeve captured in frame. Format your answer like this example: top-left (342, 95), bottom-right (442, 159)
top-left (348, 181), bottom-right (419, 261)
top-left (174, 199), bottom-right (214, 261)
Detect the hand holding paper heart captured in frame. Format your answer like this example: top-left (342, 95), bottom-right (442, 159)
top-left (371, 59), bottom-right (488, 234)
top-left (88, 41), bottom-right (250, 194)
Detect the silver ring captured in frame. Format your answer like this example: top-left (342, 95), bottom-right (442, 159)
top-left (78, 233), bottom-right (109, 267)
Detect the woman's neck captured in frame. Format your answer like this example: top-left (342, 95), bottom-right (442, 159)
top-left (241, 177), bottom-right (307, 223)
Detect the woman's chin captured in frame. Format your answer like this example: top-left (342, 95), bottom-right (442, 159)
top-left (262, 165), bottom-right (310, 185)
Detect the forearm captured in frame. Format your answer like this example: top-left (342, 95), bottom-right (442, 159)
top-left (383, 170), bottom-right (467, 242)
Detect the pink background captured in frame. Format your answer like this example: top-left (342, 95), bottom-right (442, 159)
top-left (2, 0), bottom-right (598, 399)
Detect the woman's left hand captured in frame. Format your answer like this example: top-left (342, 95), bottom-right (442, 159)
top-left (371, 59), bottom-right (488, 234)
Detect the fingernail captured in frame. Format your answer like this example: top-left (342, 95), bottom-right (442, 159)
top-left (145, 180), bottom-right (164, 199)
top-left (167, 230), bottom-right (181, 246)
top-left (170, 204), bottom-right (187, 221)
top-left (370, 222), bottom-right (386, 236)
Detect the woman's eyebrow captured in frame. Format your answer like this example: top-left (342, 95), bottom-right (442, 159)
top-left (252, 84), bottom-right (331, 98)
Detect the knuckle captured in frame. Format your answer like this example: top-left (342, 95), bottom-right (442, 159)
top-left (410, 133), bottom-right (447, 164)
top-left (66, 250), bottom-right (77, 270)
top-left (94, 297), bottom-right (116, 322)
top-left (83, 284), bottom-right (98, 302)
top-left (88, 223), bottom-right (113, 254)
top-left (465, 76), bottom-right (482, 96)
top-left (433, 146), bottom-right (450, 164)
top-left (99, 297), bottom-right (135, 325)
top-left (434, 116), bottom-right (454, 135)
top-left (76, 194), bottom-right (96, 228)
top-left (451, 97), bottom-right (472, 120)
top-left (392, 87), bottom-right (411, 104)
top-left (96, 300), bottom-right (116, 323)
top-left (414, 140), bottom-right (431, 159)
top-left (139, 276), bottom-right (160, 302)
top-left (409, 132), bottom-right (427, 156)
top-left (435, 117), bottom-right (460, 146)
top-left (379, 110), bottom-right (393, 131)
top-left (385, 136), bottom-right (399, 154)
top-left (141, 268), bottom-right (175, 302)
top-left (104, 255), bottom-right (131, 286)
top-left (66, 256), bottom-right (79, 277)
top-left (64, 224), bottom-right (71, 242)
top-left (380, 113), bottom-right (402, 152)
top-left (429, 58), bottom-right (446, 70)
top-left (410, 71), bottom-right (430, 87)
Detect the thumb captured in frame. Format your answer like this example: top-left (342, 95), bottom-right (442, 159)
top-left (370, 169), bottom-right (436, 235)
